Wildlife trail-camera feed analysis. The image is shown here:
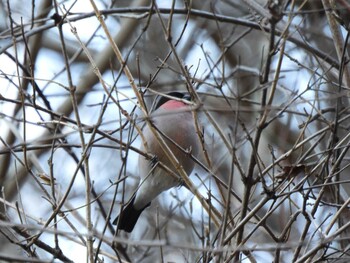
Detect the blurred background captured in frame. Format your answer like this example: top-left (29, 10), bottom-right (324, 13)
top-left (1, 0), bottom-right (350, 262)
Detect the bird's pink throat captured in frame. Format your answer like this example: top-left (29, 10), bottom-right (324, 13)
top-left (161, 100), bottom-right (187, 109)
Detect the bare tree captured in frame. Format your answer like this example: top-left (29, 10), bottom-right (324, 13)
top-left (1, 0), bottom-right (350, 262)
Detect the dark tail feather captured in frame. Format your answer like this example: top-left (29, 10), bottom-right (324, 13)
top-left (113, 196), bottom-right (150, 233)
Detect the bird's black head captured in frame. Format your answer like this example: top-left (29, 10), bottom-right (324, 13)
top-left (154, 92), bottom-right (191, 110)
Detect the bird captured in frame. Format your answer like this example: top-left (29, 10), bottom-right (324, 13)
top-left (113, 92), bottom-right (199, 232)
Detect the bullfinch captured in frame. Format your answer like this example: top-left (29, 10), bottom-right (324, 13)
top-left (113, 92), bottom-right (199, 232)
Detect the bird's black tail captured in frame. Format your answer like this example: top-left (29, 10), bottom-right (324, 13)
top-left (113, 196), bottom-right (150, 232)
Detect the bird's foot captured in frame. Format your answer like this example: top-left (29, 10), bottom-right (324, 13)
top-left (150, 155), bottom-right (159, 168)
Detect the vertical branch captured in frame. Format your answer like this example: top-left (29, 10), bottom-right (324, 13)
top-left (233, 0), bottom-right (285, 259)
top-left (321, 0), bottom-right (350, 91)
top-left (52, 0), bottom-right (94, 260)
